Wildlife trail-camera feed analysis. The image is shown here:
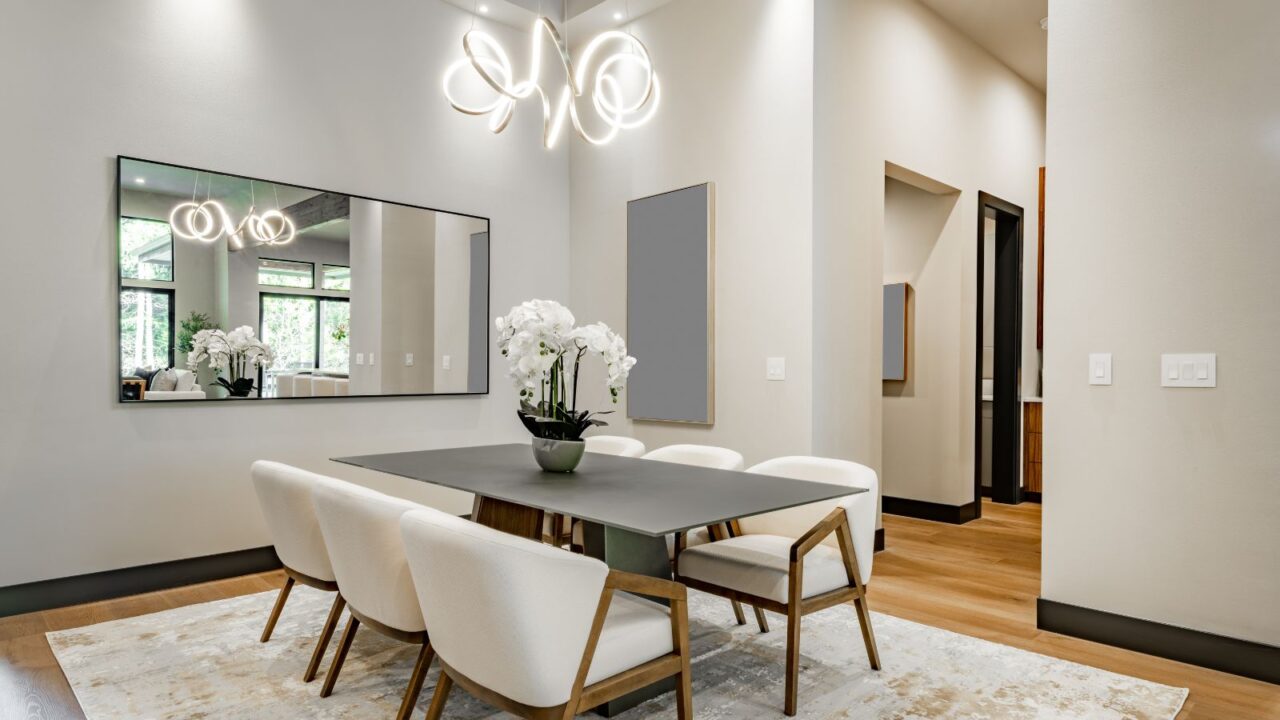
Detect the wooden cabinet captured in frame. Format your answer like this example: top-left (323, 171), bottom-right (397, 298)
top-left (1023, 400), bottom-right (1042, 496)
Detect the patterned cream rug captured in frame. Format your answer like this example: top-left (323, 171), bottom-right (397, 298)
top-left (48, 585), bottom-right (1186, 719)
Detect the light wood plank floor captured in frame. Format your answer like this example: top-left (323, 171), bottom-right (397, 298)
top-left (0, 500), bottom-right (1275, 718)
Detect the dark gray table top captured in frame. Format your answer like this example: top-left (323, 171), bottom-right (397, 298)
top-left (332, 443), bottom-right (864, 537)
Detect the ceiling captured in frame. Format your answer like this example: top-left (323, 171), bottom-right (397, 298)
top-left (912, 0), bottom-right (1048, 92)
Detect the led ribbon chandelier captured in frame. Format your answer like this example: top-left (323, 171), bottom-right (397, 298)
top-left (442, 10), bottom-right (660, 149)
top-left (169, 172), bottom-right (296, 249)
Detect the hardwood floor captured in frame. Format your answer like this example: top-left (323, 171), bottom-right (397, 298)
top-left (1, 500), bottom-right (1275, 718)
top-left (872, 501), bottom-right (1279, 719)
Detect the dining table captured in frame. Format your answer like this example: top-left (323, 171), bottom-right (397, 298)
top-left (332, 442), bottom-right (865, 714)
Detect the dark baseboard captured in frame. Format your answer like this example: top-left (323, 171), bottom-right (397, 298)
top-left (1037, 598), bottom-right (1280, 685)
top-left (874, 527), bottom-right (884, 552)
top-left (882, 496), bottom-right (979, 524)
top-left (0, 546), bottom-right (282, 619)
top-left (980, 486), bottom-right (992, 498)
top-left (1023, 491), bottom-right (1042, 503)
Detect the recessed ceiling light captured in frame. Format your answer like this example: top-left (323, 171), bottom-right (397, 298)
top-left (134, 177), bottom-right (146, 185)
top-left (613, 11), bottom-right (624, 20)
top-left (478, 4), bottom-right (489, 13)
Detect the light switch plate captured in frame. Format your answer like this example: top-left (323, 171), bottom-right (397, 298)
top-left (355, 353), bottom-right (365, 366)
top-left (1162, 353), bottom-right (1216, 388)
top-left (368, 353), bottom-right (375, 365)
top-left (405, 353), bottom-right (415, 366)
top-left (442, 355), bottom-right (451, 370)
top-left (766, 357), bottom-right (786, 381)
top-left (1089, 353), bottom-right (1112, 385)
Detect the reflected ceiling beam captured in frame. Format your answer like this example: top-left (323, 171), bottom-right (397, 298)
top-left (283, 192), bottom-right (350, 233)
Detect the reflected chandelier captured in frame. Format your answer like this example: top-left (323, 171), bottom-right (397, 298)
top-left (169, 173), bottom-right (296, 249)
top-left (442, 16), bottom-right (659, 148)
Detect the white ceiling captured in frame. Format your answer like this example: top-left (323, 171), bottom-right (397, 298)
top-left (912, 0), bottom-right (1048, 92)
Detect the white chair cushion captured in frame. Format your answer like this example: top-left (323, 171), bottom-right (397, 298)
top-left (312, 377), bottom-right (337, 396)
top-left (312, 477), bottom-right (425, 633)
top-left (585, 592), bottom-right (674, 686)
top-left (334, 378), bottom-right (350, 396)
top-left (400, 508), bottom-right (608, 707)
top-left (739, 456), bottom-right (878, 586)
top-left (250, 461), bottom-right (336, 583)
top-left (293, 375), bottom-right (314, 397)
top-left (678, 534), bottom-right (849, 603)
top-left (274, 374), bottom-right (296, 398)
top-left (642, 444), bottom-right (745, 470)
top-left (173, 368), bottom-right (197, 392)
top-left (584, 435), bottom-right (646, 458)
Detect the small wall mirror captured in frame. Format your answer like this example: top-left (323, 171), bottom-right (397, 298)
top-left (117, 157), bottom-right (489, 403)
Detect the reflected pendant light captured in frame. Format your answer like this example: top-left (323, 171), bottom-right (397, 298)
top-left (169, 174), bottom-right (296, 248)
top-left (442, 13), bottom-right (660, 149)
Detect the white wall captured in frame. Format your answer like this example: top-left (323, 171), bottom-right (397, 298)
top-left (568, 0), bottom-right (816, 464)
top-left (813, 0), bottom-right (1045, 505)
top-left (0, 0), bottom-right (568, 587)
top-left (1043, 0), bottom-right (1280, 645)
top-left (881, 177), bottom-right (969, 504)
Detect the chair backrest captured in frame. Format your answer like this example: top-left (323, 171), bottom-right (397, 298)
top-left (642, 443), bottom-right (745, 470)
top-left (311, 476), bottom-right (425, 633)
top-left (737, 456), bottom-right (878, 585)
top-left (584, 434), bottom-right (647, 458)
top-left (250, 461), bottom-right (336, 583)
top-left (399, 508), bottom-right (609, 709)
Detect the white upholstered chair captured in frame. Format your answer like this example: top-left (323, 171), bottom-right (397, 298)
top-left (293, 374), bottom-right (314, 397)
top-left (398, 507), bottom-right (692, 720)
top-left (274, 373), bottom-right (296, 398)
top-left (584, 434), bottom-right (647, 458)
top-left (310, 477), bottom-right (433, 720)
top-left (674, 456), bottom-right (881, 716)
top-left (250, 461), bottom-right (345, 683)
top-left (545, 435), bottom-right (647, 547)
top-left (311, 376), bottom-right (337, 396)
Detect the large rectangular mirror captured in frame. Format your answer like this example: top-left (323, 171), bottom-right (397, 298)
top-left (117, 157), bottom-right (489, 402)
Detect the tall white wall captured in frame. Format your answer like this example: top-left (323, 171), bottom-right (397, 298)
top-left (568, 0), bottom-right (816, 464)
top-left (1043, 0), bottom-right (1280, 645)
top-left (0, 0), bottom-right (569, 586)
top-left (813, 0), bottom-right (1045, 504)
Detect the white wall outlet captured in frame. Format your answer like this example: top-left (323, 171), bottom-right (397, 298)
top-left (405, 353), bottom-right (415, 366)
top-left (442, 354), bottom-right (451, 370)
top-left (1161, 353), bottom-right (1216, 388)
top-left (355, 353), bottom-right (365, 366)
top-left (766, 356), bottom-right (786, 381)
top-left (368, 353), bottom-right (375, 365)
top-left (1089, 353), bottom-right (1112, 385)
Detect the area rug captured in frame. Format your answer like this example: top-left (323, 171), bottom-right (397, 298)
top-left (48, 585), bottom-right (1187, 719)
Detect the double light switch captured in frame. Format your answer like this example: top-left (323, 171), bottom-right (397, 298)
top-left (1161, 353), bottom-right (1216, 388)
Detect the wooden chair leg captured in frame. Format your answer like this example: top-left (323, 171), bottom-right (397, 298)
top-left (852, 593), bottom-right (881, 670)
top-left (320, 615), bottom-right (360, 698)
top-left (673, 599), bottom-right (693, 720)
top-left (396, 641), bottom-right (436, 720)
top-left (424, 670), bottom-right (454, 720)
top-left (784, 606), bottom-right (802, 716)
top-left (303, 593), bottom-right (346, 682)
top-left (730, 600), bottom-right (747, 625)
top-left (753, 605), bottom-right (771, 633)
top-left (260, 576), bottom-right (295, 643)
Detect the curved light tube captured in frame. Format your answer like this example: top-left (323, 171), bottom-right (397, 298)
top-left (168, 200), bottom-right (295, 248)
top-left (442, 16), bottom-right (659, 148)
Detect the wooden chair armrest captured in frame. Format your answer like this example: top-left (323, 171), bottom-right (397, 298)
top-left (790, 507), bottom-right (847, 560)
top-left (606, 569), bottom-right (688, 601)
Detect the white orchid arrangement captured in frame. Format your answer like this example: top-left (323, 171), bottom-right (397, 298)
top-left (496, 299), bottom-right (636, 440)
top-left (187, 326), bottom-right (276, 396)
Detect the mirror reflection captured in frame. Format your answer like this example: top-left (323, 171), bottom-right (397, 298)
top-left (117, 157), bottom-right (489, 402)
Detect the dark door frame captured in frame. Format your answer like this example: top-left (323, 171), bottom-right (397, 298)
top-left (974, 192), bottom-right (1024, 512)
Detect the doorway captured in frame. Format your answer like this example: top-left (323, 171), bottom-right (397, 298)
top-left (975, 193), bottom-right (1023, 508)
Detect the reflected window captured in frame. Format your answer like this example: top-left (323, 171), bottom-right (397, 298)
top-left (258, 258), bottom-right (314, 288)
top-left (120, 288), bottom-right (174, 372)
top-left (322, 264), bottom-right (351, 291)
top-left (120, 217), bottom-right (173, 282)
top-left (321, 299), bottom-right (351, 372)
